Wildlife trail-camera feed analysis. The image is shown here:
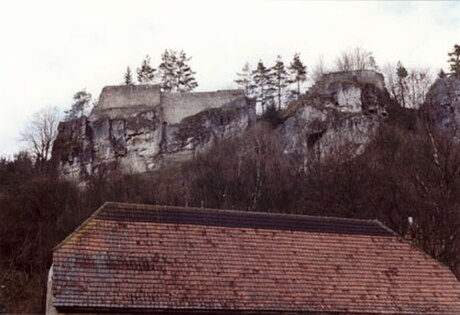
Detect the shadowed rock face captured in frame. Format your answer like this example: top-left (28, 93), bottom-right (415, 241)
top-left (422, 76), bottom-right (460, 131)
top-left (52, 86), bottom-right (255, 184)
top-left (278, 70), bottom-right (392, 163)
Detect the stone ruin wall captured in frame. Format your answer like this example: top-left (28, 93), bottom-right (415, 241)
top-left (98, 85), bottom-right (161, 109)
top-left (307, 70), bottom-right (387, 114)
top-left (162, 90), bottom-right (245, 124)
top-left (315, 70), bottom-right (386, 92)
top-left (92, 84), bottom-right (245, 125)
top-left (53, 84), bottom-right (253, 183)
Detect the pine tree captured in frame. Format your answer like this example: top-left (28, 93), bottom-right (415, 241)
top-left (159, 50), bottom-right (176, 92)
top-left (137, 55), bottom-right (156, 84)
top-left (288, 53), bottom-right (307, 100)
top-left (159, 49), bottom-right (198, 92)
top-left (235, 63), bottom-right (254, 96)
top-left (124, 66), bottom-right (134, 86)
top-left (447, 44), bottom-right (460, 76)
top-left (368, 55), bottom-right (377, 70)
top-left (438, 68), bottom-right (446, 78)
top-left (396, 61), bottom-right (408, 107)
top-left (64, 89), bottom-right (92, 121)
top-left (271, 55), bottom-right (289, 110)
top-left (252, 60), bottom-right (273, 113)
top-left (176, 50), bottom-right (198, 92)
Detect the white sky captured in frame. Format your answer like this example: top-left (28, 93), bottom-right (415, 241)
top-left (0, 0), bottom-right (459, 157)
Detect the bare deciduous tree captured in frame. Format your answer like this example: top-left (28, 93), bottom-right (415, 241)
top-left (405, 68), bottom-right (433, 108)
top-left (310, 55), bottom-right (328, 82)
top-left (335, 47), bottom-right (378, 71)
top-left (394, 122), bottom-right (460, 272)
top-left (383, 63), bottom-right (433, 108)
top-left (20, 106), bottom-right (60, 168)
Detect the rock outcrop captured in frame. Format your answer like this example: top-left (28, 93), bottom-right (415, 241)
top-left (52, 85), bottom-right (255, 183)
top-left (52, 70), bottom-right (396, 184)
top-left (279, 70), bottom-right (392, 162)
top-left (422, 75), bottom-right (460, 131)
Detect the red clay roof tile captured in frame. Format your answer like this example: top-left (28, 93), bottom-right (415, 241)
top-left (51, 202), bottom-right (460, 314)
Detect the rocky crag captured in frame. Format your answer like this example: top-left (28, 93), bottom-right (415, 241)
top-left (422, 75), bottom-right (460, 132)
top-left (52, 70), bottom-right (396, 183)
top-left (278, 70), bottom-right (393, 163)
top-left (52, 85), bottom-right (256, 182)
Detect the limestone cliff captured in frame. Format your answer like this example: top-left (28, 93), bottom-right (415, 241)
top-left (52, 85), bottom-right (255, 182)
top-left (422, 75), bottom-right (460, 131)
top-left (52, 70), bottom-right (396, 184)
top-left (278, 70), bottom-right (392, 162)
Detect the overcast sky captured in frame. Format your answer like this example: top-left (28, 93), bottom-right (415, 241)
top-left (0, 0), bottom-right (459, 157)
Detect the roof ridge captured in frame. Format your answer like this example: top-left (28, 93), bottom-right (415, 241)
top-left (372, 219), bottom-right (398, 237)
top-left (94, 202), bottom-right (393, 236)
top-left (52, 202), bottom-right (394, 248)
top-left (105, 201), bottom-right (381, 225)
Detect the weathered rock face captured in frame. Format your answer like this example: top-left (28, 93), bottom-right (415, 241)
top-left (422, 76), bottom-right (460, 130)
top-left (52, 85), bottom-right (255, 183)
top-left (53, 71), bottom-right (395, 184)
top-left (278, 70), bottom-right (391, 162)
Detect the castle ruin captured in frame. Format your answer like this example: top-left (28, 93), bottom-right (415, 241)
top-left (52, 85), bottom-right (255, 183)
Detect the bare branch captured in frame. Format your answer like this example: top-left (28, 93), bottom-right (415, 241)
top-left (20, 106), bottom-right (60, 166)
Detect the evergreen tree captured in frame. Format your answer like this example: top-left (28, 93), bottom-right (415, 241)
top-left (159, 49), bottom-right (198, 92)
top-left (136, 55), bottom-right (156, 84)
top-left (288, 53), bottom-right (307, 100)
top-left (64, 89), bottom-right (92, 121)
top-left (396, 61), bottom-right (408, 107)
top-left (124, 66), bottom-right (134, 86)
top-left (447, 44), bottom-right (460, 76)
top-left (438, 68), bottom-right (446, 78)
top-left (368, 55), bottom-right (378, 70)
top-left (252, 60), bottom-right (273, 113)
top-left (176, 50), bottom-right (198, 92)
top-left (271, 55), bottom-right (289, 110)
top-left (159, 50), bottom-right (176, 92)
top-left (235, 63), bottom-right (254, 96)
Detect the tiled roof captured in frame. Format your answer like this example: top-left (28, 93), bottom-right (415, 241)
top-left (52, 202), bottom-right (460, 314)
